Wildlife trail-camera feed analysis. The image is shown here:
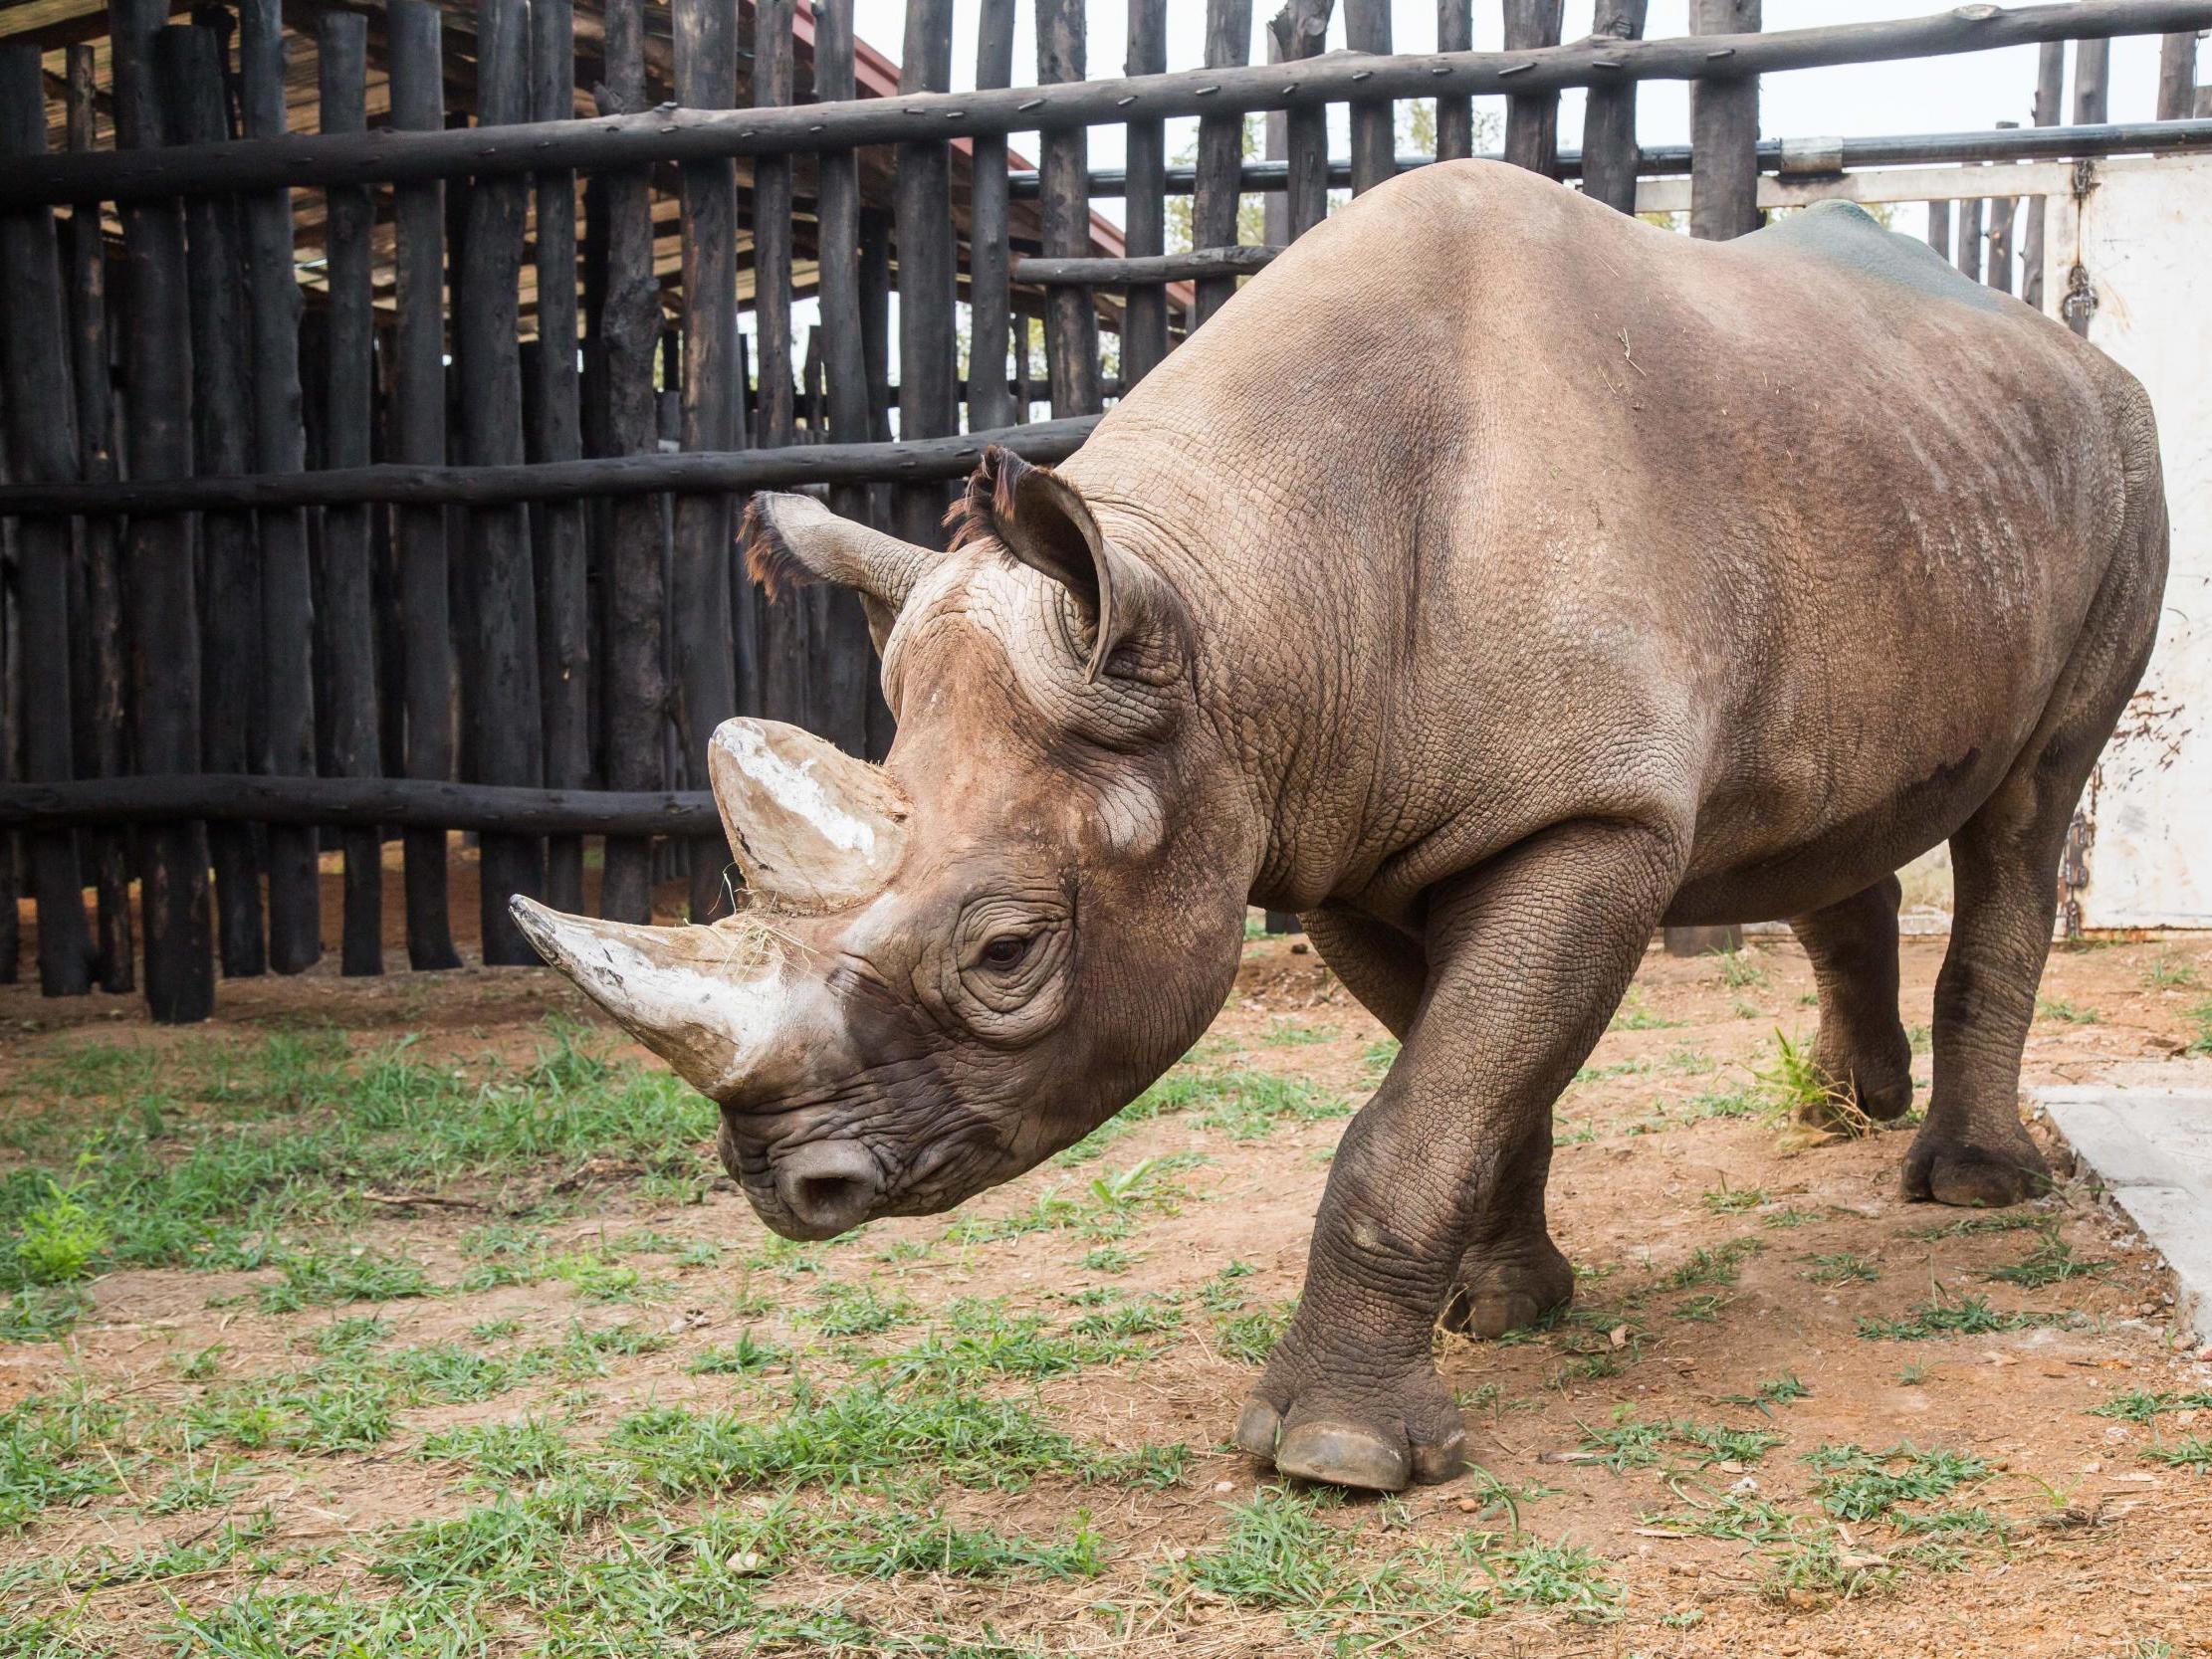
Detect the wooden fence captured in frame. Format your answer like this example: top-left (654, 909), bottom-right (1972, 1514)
top-left (0, 0), bottom-right (2207, 1020)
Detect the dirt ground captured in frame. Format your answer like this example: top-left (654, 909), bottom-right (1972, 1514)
top-left (3, 861), bottom-right (2211, 1656)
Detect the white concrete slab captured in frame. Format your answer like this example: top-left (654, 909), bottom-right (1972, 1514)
top-left (2040, 1087), bottom-right (2212, 1345)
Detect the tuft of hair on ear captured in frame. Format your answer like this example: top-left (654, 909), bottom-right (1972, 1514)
top-left (944, 444), bottom-right (1031, 552)
top-left (740, 494), bottom-right (814, 601)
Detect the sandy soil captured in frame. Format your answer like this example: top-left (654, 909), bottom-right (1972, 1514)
top-left (3, 860), bottom-right (2210, 1656)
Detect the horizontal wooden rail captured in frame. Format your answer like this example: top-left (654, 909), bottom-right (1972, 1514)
top-left (1007, 117), bottom-right (2212, 196)
top-left (0, 415), bottom-right (1098, 520)
top-left (1012, 245), bottom-right (1280, 284)
top-left (0, 3), bottom-right (2205, 209)
top-left (0, 775), bottom-right (719, 836)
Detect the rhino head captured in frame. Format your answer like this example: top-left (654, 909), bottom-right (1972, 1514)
top-left (513, 448), bottom-right (1251, 1239)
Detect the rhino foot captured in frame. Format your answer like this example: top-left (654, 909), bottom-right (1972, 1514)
top-left (1809, 1026), bottom-right (1914, 1126)
top-left (1438, 1235), bottom-right (1575, 1340)
top-left (1234, 1350), bottom-right (1465, 1493)
top-left (1900, 1126), bottom-right (2052, 1207)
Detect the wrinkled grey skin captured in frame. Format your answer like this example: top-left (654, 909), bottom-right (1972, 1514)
top-left (531, 163), bottom-right (2169, 1493)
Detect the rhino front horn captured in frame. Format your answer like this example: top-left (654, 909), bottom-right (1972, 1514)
top-left (709, 718), bottom-right (910, 913)
top-left (509, 896), bottom-right (802, 1102)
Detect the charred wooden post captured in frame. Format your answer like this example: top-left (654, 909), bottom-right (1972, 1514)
top-left (1037, 0), bottom-right (1100, 418)
top-left (1926, 195), bottom-right (1951, 261)
top-left (460, 0), bottom-right (546, 962)
top-left (967, 0), bottom-right (1019, 427)
top-left (1272, 0), bottom-right (1330, 238)
top-left (532, 0), bottom-right (591, 916)
top-left (170, 26), bottom-right (266, 981)
top-left (317, 14), bottom-right (385, 976)
top-left (64, 43), bottom-right (132, 992)
top-left (1581, 1), bottom-right (1651, 212)
top-left (386, 0), bottom-right (461, 968)
top-left (893, 0), bottom-right (961, 550)
top-left (672, 0), bottom-right (741, 921)
top-left (1195, 0), bottom-right (1254, 323)
top-left (1346, 0), bottom-right (1396, 193)
top-left (2161, 31), bottom-right (2200, 115)
top-left (2022, 40), bottom-right (2064, 311)
top-left (1504, 2), bottom-right (1565, 177)
top-left (0, 45), bottom-right (96, 996)
top-left (238, 0), bottom-right (320, 976)
top-left (594, 0), bottom-right (666, 926)
top-left (812, 0), bottom-right (883, 759)
top-left (115, 0), bottom-right (214, 1021)
top-left (756, 0), bottom-right (810, 731)
top-left (1122, 0), bottom-right (1170, 386)
top-left (1688, 0), bottom-right (1761, 244)
top-left (1436, 1), bottom-right (1475, 161)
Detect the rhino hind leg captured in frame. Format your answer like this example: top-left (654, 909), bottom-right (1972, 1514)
top-left (1438, 1229), bottom-right (1575, 1340)
top-left (1788, 876), bottom-right (1915, 1127)
top-left (1906, 518), bottom-right (2164, 1208)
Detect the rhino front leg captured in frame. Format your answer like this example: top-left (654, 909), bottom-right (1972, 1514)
top-left (1236, 820), bottom-right (1683, 1492)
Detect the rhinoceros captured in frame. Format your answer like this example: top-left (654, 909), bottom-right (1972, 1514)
top-left (515, 162), bottom-right (2168, 1493)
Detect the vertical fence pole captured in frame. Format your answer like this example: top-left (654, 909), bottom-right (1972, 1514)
top-left (812, 0), bottom-right (885, 759)
top-left (967, 0), bottom-right (1018, 428)
top-left (0, 46), bottom-right (95, 996)
top-left (755, 0), bottom-right (810, 732)
top-left (238, 0), bottom-right (321, 977)
top-left (1195, 0), bottom-right (1253, 325)
top-left (1436, 1), bottom-right (1474, 161)
top-left (2022, 40), bottom-right (2064, 311)
top-left (672, 0), bottom-right (740, 922)
top-left (461, 0), bottom-right (545, 962)
top-left (1688, 0), bottom-right (1760, 246)
top-left (1345, 0), bottom-right (1395, 193)
top-left (531, 0), bottom-right (591, 917)
top-left (898, 0), bottom-right (961, 541)
top-left (2158, 31), bottom-right (2198, 118)
top-left (593, 0), bottom-right (665, 925)
top-left (114, 0), bottom-right (213, 1022)
top-left (64, 43), bottom-right (133, 993)
top-left (1122, 0), bottom-right (1170, 388)
top-left (2074, 38), bottom-right (2110, 124)
top-left (1926, 196), bottom-right (1951, 262)
top-left (1986, 120), bottom-right (2018, 296)
top-left (316, 14), bottom-right (385, 976)
top-left (1581, 1), bottom-right (1649, 213)
top-left (386, 0), bottom-right (461, 967)
top-left (169, 25), bottom-right (265, 982)
top-left (1037, 0), bottom-right (1099, 418)
top-left (1956, 191), bottom-right (1983, 283)
top-left (1276, 2), bottom-right (1329, 240)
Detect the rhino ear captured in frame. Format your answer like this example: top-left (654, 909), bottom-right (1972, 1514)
top-left (980, 446), bottom-right (1169, 684)
top-left (742, 492), bottom-right (932, 652)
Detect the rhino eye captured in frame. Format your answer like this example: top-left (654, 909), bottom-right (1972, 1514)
top-left (981, 933), bottom-right (1032, 969)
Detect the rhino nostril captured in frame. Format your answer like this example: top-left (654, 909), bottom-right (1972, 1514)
top-left (772, 1141), bottom-right (881, 1236)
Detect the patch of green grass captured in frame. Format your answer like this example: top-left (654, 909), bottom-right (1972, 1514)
top-left (817, 1506), bottom-right (1107, 1579)
top-left (1988, 1235), bottom-right (2105, 1289)
top-left (1078, 1244), bottom-right (1134, 1274)
top-left (418, 1415), bottom-right (575, 1484)
top-left (2092, 1388), bottom-right (2212, 1424)
top-left (870, 1301), bottom-right (1138, 1383)
top-left (256, 1247), bottom-right (436, 1314)
top-left (803, 1280), bottom-right (916, 1338)
top-left (1215, 1300), bottom-right (1297, 1366)
top-left (1906, 1211), bottom-right (2045, 1241)
top-left (1803, 1252), bottom-right (1880, 1286)
top-left (1609, 989), bottom-right (1681, 1031)
top-left (1661, 1237), bottom-right (1762, 1291)
top-left (2143, 955), bottom-right (2201, 989)
top-left (1712, 947), bottom-right (1768, 990)
top-left (2035, 995), bottom-right (2100, 1025)
top-left (2142, 1437), bottom-right (2212, 1474)
top-left (1856, 1293), bottom-right (2053, 1341)
top-left (1579, 1409), bottom-right (1783, 1472)
top-left (144, 1460), bottom-right (241, 1516)
top-left (2185, 1000), bottom-right (2212, 1057)
top-left (0, 1285), bottom-right (92, 1345)
top-left (1762, 1206), bottom-right (1824, 1229)
top-left (685, 1332), bottom-right (787, 1375)
top-left (1701, 1183), bottom-right (1766, 1216)
top-left (1754, 1029), bottom-right (1851, 1125)
top-left (7, 1175), bottom-right (108, 1288)
top-left (1361, 1039), bottom-right (1401, 1083)
top-left (1804, 1441), bottom-right (1991, 1521)
top-left (1720, 1373), bottom-right (1812, 1411)
top-left (0, 1391), bottom-right (127, 1531)
top-left (1255, 1020), bottom-right (1336, 1048)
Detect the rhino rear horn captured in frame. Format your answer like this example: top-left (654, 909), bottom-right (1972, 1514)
top-left (709, 718), bottom-right (910, 913)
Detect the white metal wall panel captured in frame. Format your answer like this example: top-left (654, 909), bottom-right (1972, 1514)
top-left (2047, 158), bottom-right (2212, 930)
